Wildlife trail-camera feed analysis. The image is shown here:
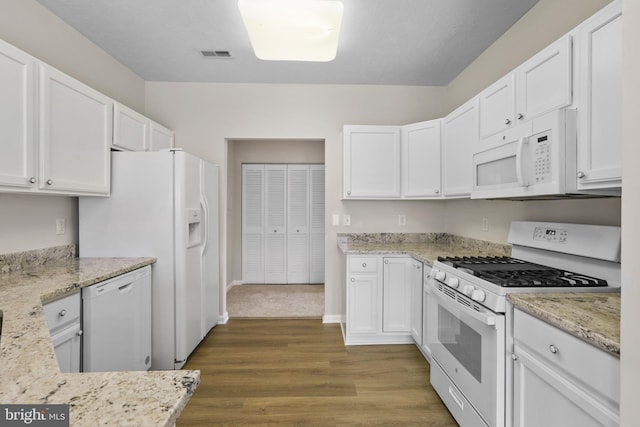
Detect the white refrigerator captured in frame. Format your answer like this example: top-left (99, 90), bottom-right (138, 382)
top-left (79, 149), bottom-right (219, 370)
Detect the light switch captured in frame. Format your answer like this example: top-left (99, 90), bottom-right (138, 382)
top-left (343, 214), bottom-right (351, 226)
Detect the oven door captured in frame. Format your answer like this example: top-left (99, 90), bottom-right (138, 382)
top-left (427, 281), bottom-right (505, 427)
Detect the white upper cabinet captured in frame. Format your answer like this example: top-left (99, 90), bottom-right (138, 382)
top-left (442, 97), bottom-right (478, 198)
top-left (401, 120), bottom-right (441, 199)
top-left (479, 35), bottom-right (572, 140)
top-left (574, 0), bottom-right (622, 191)
top-left (113, 102), bottom-right (149, 151)
top-left (516, 35), bottom-right (572, 122)
top-left (0, 39), bottom-right (36, 191)
top-left (343, 125), bottom-right (401, 199)
top-left (39, 63), bottom-right (112, 195)
top-left (479, 73), bottom-right (516, 139)
top-left (149, 121), bottom-right (174, 151)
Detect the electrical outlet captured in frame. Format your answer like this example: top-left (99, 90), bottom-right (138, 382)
top-left (398, 214), bottom-right (406, 226)
top-left (482, 217), bottom-right (489, 232)
top-left (332, 214), bottom-right (340, 226)
top-left (56, 218), bottom-right (66, 235)
top-left (343, 214), bottom-right (351, 226)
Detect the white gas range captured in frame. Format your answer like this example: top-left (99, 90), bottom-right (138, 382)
top-left (424, 221), bottom-right (621, 427)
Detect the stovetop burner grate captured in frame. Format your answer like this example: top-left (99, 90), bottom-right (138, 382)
top-left (437, 256), bottom-right (608, 288)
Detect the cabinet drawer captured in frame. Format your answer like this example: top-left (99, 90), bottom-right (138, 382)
top-left (44, 292), bottom-right (81, 333)
top-left (348, 256), bottom-right (378, 273)
top-left (514, 309), bottom-right (619, 407)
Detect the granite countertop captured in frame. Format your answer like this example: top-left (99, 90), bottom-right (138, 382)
top-left (337, 232), bottom-right (512, 266)
top-left (0, 256), bottom-right (199, 426)
top-left (508, 292), bottom-right (621, 357)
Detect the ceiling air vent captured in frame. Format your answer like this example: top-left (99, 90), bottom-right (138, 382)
top-left (201, 50), bottom-right (232, 58)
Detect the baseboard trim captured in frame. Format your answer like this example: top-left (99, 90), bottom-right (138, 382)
top-left (218, 312), bottom-right (229, 324)
top-left (322, 314), bottom-right (343, 324)
top-left (226, 280), bottom-right (243, 293)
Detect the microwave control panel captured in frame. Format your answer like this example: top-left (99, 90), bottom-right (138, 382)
top-left (532, 132), bottom-right (551, 183)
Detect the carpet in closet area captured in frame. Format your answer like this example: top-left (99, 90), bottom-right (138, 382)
top-left (226, 284), bottom-right (324, 318)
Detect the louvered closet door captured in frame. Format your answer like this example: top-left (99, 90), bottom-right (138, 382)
top-left (309, 166), bottom-right (325, 283)
top-left (287, 165), bottom-right (310, 283)
top-left (242, 165), bottom-right (265, 283)
top-left (264, 165), bottom-right (287, 283)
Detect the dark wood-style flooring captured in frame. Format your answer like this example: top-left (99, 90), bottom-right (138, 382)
top-left (177, 319), bottom-right (457, 426)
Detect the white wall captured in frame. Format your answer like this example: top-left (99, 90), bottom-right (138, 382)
top-left (145, 82), bottom-right (448, 317)
top-left (0, 0), bottom-right (146, 255)
top-left (620, 0), bottom-right (640, 424)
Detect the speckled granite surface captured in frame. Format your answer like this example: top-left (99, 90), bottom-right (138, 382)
top-left (337, 232), bottom-right (512, 266)
top-left (508, 292), bottom-right (621, 357)
top-left (0, 255), bottom-right (200, 426)
top-left (0, 244), bottom-right (76, 273)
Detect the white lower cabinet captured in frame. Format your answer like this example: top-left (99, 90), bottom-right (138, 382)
top-left (44, 292), bottom-right (82, 373)
top-left (409, 260), bottom-right (424, 345)
top-left (512, 309), bottom-right (619, 427)
top-left (345, 255), bottom-right (415, 345)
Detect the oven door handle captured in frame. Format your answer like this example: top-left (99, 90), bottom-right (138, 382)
top-left (430, 282), bottom-right (497, 327)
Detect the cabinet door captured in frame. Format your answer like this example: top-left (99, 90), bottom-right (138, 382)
top-left (242, 164), bottom-right (265, 283)
top-left (401, 120), bottom-right (441, 198)
top-left (343, 125), bottom-right (401, 198)
top-left (149, 121), bottom-right (174, 151)
top-left (516, 35), bottom-right (572, 122)
top-left (287, 165), bottom-right (310, 283)
top-left (0, 39), bottom-right (36, 190)
top-left (265, 165), bottom-right (287, 284)
top-left (442, 97), bottom-right (478, 197)
top-left (348, 273), bottom-right (378, 335)
top-left (513, 346), bottom-right (618, 427)
top-left (309, 165), bottom-right (325, 283)
top-left (479, 74), bottom-right (516, 139)
top-left (50, 324), bottom-right (82, 373)
top-left (39, 64), bottom-right (111, 195)
top-left (409, 261), bottom-right (423, 344)
top-left (382, 258), bottom-right (412, 333)
top-left (576, 2), bottom-right (622, 190)
top-left (113, 102), bottom-right (149, 151)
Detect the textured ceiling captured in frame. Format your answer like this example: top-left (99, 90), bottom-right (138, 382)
top-left (36, 0), bottom-right (539, 85)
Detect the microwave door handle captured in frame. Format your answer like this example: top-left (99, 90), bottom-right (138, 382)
top-left (429, 282), bottom-right (497, 327)
top-left (516, 137), bottom-right (529, 187)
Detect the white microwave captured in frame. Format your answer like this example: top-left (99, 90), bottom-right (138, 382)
top-left (471, 109), bottom-right (576, 199)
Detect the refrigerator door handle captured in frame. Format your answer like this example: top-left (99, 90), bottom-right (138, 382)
top-left (200, 196), bottom-right (209, 256)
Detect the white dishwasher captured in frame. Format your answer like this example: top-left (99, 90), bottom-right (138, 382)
top-left (82, 265), bottom-right (152, 372)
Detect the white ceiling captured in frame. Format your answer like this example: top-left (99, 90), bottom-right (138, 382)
top-left (35, 0), bottom-right (539, 86)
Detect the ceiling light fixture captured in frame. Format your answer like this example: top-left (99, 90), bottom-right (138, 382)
top-left (237, 0), bottom-right (344, 62)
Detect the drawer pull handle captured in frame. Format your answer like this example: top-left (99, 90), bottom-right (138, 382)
top-left (362, 263), bottom-right (367, 268)
top-left (58, 309), bottom-right (67, 317)
top-left (549, 344), bottom-right (559, 354)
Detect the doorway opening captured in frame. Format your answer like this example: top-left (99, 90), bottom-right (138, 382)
top-left (226, 138), bottom-right (325, 317)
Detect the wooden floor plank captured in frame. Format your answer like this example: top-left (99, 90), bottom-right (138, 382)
top-left (178, 319), bottom-right (457, 426)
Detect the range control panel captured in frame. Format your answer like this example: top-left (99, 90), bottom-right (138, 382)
top-left (533, 226), bottom-right (567, 244)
